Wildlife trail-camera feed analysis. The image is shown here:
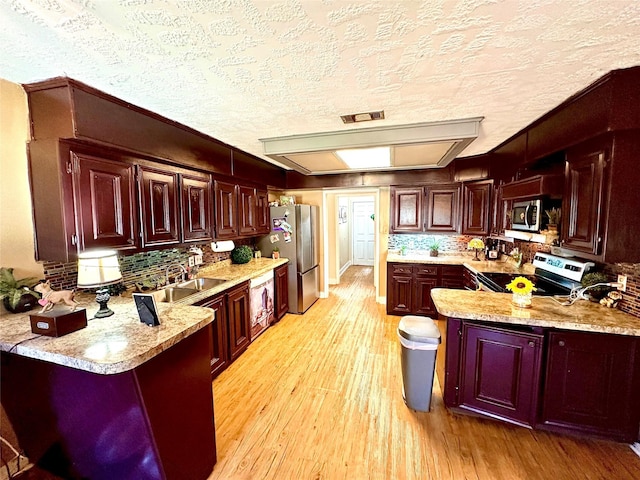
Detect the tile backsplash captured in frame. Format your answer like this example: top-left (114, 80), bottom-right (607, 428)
top-left (43, 239), bottom-right (254, 292)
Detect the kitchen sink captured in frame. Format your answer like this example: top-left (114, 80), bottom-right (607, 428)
top-left (152, 287), bottom-right (198, 303)
top-left (177, 278), bottom-right (228, 290)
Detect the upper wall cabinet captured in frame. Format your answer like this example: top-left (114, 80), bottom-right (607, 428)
top-left (461, 180), bottom-right (492, 236)
top-left (214, 180), bottom-right (270, 240)
top-left (560, 132), bottom-right (640, 263)
top-left (214, 180), bottom-right (239, 239)
top-left (390, 185), bottom-right (460, 234)
top-left (72, 152), bottom-right (139, 254)
top-left (181, 172), bottom-right (213, 243)
top-left (138, 165), bottom-right (180, 247)
top-left (28, 141), bottom-right (141, 261)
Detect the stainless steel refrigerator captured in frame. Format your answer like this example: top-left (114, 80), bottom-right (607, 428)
top-left (257, 205), bottom-right (319, 314)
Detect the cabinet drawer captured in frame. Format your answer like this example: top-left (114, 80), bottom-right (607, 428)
top-left (390, 264), bottom-right (413, 275)
top-left (415, 265), bottom-right (438, 276)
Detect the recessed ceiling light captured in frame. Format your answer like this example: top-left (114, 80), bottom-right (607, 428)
top-left (335, 147), bottom-right (390, 169)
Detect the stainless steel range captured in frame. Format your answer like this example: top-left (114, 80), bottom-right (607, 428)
top-left (476, 253), bottom-right (595, 296)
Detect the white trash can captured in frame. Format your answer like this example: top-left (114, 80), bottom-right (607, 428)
top-left (398, 315), bottom-right (441, 412)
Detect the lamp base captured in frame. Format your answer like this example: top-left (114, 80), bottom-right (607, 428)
top-left (94, 288), bottom-right (114, 318)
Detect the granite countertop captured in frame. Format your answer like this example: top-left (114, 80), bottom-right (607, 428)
top-left (431, 288), bottom-right (640, 337)
top-left (387, 252), bottom-right (536, 275)
top-left (0, 257), bottom-right (289, 374)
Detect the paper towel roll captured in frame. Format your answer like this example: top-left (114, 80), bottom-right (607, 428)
top-left (211, 240), bottom-right (235, 252)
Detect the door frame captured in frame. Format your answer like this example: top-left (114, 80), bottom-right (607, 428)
top-left (322, 189), bottom-right (380, 301)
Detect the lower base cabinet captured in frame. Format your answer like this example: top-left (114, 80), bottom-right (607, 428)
top-left (442, 319), bottom-right (640, 442)
top-left (460, 323), bottom-right (543, 427)
top-left (274, 263), bottom-right (289, 320)
top-left (540, 330), bottom-right (640, 440)
top-left (197, 281), bottom-right (251, 379)
top-left (387, 263), bottom-right (463, 316)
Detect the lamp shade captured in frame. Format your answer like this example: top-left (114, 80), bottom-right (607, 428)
top-left (77, 250), bottom-right (122, 288)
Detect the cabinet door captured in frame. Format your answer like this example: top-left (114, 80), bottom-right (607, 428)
top-left (413, 276), bottom-right (438, 316)
top-left (461, 180), bottom-right (492, 236)
top-left (460, 323), bottom-right (543, 427)
top-left (238, 185), bottom-right (257, 236)
top-left (256, 189), bottom-right (270, 235)
top-left (425, 185), bottom-right (459, 233)
top-left (182, 174), bottom-right (212, 242)
top-left (138, 165), bottom-right (180, 247)
top-left (541, 331), bottom-right (639, 441)
top-left (214, 180), bottom-right (238, 239)
top-left (72, 152), bottom-right (138, 252)
top-left (198, 295), bottom-right (228, 379)
top-left (561, 144), bottom-right (606, 255)
top-left (391, 187), bottom-right (424, 233)
top-left (227, 282), bottom-right (250, 362)
top-left (274, 263), bottom-right (289, 320)
top-left (386, 263), bottom-right (414, 315)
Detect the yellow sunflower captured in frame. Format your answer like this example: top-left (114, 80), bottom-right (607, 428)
top-left (505, 276), bottom-right (537, 294)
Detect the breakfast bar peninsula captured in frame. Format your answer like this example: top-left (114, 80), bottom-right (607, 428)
top-left (0, 296), bottom-right (216, 480)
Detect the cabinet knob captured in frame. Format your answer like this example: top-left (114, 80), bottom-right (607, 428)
top-left (528, 341), bottom-right (535, 347)
top-left (558, 340), bottom-right (565, 347)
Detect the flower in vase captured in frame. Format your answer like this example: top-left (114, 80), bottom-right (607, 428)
top-left (506, 276), bottom-right (537, 295)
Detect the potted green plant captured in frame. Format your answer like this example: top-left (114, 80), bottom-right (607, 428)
top-left (545, 207), bottom-right (561, 232)
top-left (272, 246), bottom-right (280, 259)
top-left (428, 238), bottom-right (441, 257)
top-left (0, 267), bottom-right (40, 313)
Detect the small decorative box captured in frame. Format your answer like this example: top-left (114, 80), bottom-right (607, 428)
top-left (29, 309), bottom-right (88, 337)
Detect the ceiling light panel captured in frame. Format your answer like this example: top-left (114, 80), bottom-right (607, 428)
top-left (336, 147), bottom-right (390, 169)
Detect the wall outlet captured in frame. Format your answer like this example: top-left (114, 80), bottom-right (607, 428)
top-left (188, 256), bottom-right (195, 267)
top-left (195, 254), bottom-right (203, 265)
top-left (617, 274), bottom-right (627, 292)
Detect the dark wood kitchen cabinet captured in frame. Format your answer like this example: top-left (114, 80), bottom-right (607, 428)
top-left (71, 151), bottom-right (139, 253)
top-left (560, 141), bottom-right (606, 256)
top-left (390, 187), bottom-right (424, 233)
top-left (391, 185), bottom-right (459, 234)
top-left (461, 180), bottom-right (492, 236)
top-left (274, 263), bottom-right (289, 321)
top-left (425, 185), bottom-right (460, 233)
top-left (559, 133), bottom-right (640, 263)
top-left (197, 294), bottom-right (229, 379)
top-left (214, 180), bottom-right (239, 239)
top-left (540, 330), bottom-right (640, 441)
top-left (459, 323), bottom-right (543, 427)
top-left (256, 189), bottom-right (270, 234)
top-left (440, 317), bottom-right (640, 442)
top-left (387, 263), bottom-right (463, 316)
top-left (226, 281), bottom-right (251, 362)
top-left (214, 180), bottom-right (270, 239)
top-left (138, 165), bottom-right (180, 247)
top-left (181, 173), bottom-right (213, 242)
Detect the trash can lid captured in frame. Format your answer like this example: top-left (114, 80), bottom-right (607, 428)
top-left (398, 316), bottom-right (441, 344)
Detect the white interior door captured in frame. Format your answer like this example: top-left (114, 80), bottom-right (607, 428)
top-left (352, 201), bottom-right (375, 266)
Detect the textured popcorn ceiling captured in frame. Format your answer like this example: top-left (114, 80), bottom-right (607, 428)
top-left (1, 0), bottom-right (639, 171)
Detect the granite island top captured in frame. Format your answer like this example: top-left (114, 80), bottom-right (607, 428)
top-left (387, 252), bottom-right (536, 275)
top-left (431, 288), bottom-right (640, 337)
top-left (0, 257), bottom-right (289, 374)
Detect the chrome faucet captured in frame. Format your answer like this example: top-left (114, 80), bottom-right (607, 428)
top-left (165, 262), bottom-right (187, 285)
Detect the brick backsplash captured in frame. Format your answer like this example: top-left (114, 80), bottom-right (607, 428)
top-left (389, 234), bottom-right (640, 320)
top-left (43, 239), bottom-right (254, 292)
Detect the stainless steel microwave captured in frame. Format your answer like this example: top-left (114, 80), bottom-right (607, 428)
top-left (511, 199), bottom-right (542, 232)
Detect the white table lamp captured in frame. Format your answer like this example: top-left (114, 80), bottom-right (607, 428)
top-left (77, 250), bottom-right (123, 318)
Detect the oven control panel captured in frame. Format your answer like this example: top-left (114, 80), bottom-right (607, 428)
top-left (532, 253), bottom-right (594, 282)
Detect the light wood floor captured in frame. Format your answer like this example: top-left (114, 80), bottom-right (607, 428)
top-left (208, 266), bottom-right (640, 480)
